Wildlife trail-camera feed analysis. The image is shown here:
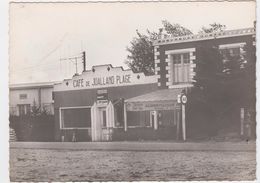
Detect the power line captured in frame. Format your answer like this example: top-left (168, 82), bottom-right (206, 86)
top-left (10, 33), bottom-right (68, 72)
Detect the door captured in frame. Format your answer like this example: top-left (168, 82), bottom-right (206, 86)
top-left (100, 107), bottom-right (111, 141)
top-left (150, 111), bottom-right (158, 130)
top-left (95, 107), bottom-right (106, 141)
top-left (91, 102), bottom-right (114, 141)
top-left (100, 108), bottom-right (107, 128)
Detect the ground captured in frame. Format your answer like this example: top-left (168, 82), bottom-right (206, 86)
top-left (9, 142), bottom-right (256, 181)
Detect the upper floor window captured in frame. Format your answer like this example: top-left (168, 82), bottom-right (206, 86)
top-left (219, 43), bottom-right (246, 58)
top-left (171, 52), bottom-right (191, 83)
top-left (165, 48), bottom-right (195, 87)
top-left (19, 94), bottom-right (27, 100)
top-left (220, 47), bottom-right (241, 58)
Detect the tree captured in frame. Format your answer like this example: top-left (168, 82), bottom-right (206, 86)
top-left (125, 20), bottom-right (193, 75)
top-left (31, 99), bottom-right (41, 116)
top-left (199, 22), bottom-right (226, 34)
top-left (187, 45), bottom-right (225, 136)
top-left (162, 20), bottom-right (193, 36)
top-left (187, 41), bottom-right (256, 138)
top-left (126, 21), bottom-right (225, 75)
top-left (125, 30), bottom-right (155, 75)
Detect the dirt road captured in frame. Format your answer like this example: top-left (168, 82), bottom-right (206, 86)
top-left (10, 144), bottom-right (256, 181)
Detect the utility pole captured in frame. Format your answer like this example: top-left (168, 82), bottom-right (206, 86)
top-left (82, 51), bottom-right (86, 71)
top-left (60, 51), bottom-right (86, 75)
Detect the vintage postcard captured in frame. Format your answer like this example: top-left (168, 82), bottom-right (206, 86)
top-left (8, 1), bottom-right (257, 182)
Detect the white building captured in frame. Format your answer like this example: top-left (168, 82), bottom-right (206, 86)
top-left (9, 82), bottom-right (56, 116)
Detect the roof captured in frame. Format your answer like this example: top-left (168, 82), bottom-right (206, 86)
top-left (153, 27), bottom-right (255, 46)
top-left (125, 88), bottom-right (183, 103)
top-left (9, 81), bottom-right (59, 90)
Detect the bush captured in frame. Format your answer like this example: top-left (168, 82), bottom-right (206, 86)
top-left (9, 114), bottom-right (55, 142)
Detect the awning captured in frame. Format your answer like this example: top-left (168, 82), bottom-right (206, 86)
top-left (125, 88), bottom-right (183, 111)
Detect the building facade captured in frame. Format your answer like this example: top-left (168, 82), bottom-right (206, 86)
top-left (14, 27), bottom-right (254, 142)
top-left (9, 82), bottom-right (55, 116)
top-left (53, 27), bottom-right (256, 142)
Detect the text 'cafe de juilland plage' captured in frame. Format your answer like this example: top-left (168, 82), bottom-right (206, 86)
top-left (53, 27), bottom-right (256, 142)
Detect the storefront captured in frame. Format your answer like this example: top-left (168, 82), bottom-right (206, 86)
top-left (53, 64), bottom-right (152, 141)
top-left (53, 64), bottom-right (187, 141)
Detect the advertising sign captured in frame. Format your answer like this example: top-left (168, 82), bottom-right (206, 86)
top-left (97, 89), bottom-right (108, 100)
top-left (126, 101), bottom-right (180, 111)
top-left (97, 89), bottom-right (108, 105)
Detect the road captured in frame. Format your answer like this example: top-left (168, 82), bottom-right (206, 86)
top-left (9, 141), bottom-right (256, 181)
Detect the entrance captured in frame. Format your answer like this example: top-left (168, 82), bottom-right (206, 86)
top-left (91, 101), bottom-right (114, 141)
top-left (150, 111), bottom-right (158, 129)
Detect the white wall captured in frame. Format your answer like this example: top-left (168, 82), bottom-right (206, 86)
top-left (9, 86), bottom-right (54, 115)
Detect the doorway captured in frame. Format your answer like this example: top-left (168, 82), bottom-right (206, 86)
top-left (91, 102), bottom-right (114, 141)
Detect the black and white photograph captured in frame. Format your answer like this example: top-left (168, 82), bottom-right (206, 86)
top-left (7, 1), bottom-right (257, 182)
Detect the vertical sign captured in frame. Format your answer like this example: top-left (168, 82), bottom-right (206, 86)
top-left (181, 94), bottom-right (187, 141)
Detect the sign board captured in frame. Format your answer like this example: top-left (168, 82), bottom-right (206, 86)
top-left (97, 89), bottom-right (108, 101)
top-left (177, 94), bottom-right (181, 104)
top-left (97, 100), bottom-right (108, 105)
top-left (54, 65), bottom-right (157, 92)
top-left (126, 101), bottom-right (180, 111)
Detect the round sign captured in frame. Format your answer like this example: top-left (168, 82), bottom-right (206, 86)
top-left (181, 95), bottom-right (187, 104)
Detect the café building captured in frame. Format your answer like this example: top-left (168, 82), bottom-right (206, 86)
top-left (53, 27), bottom-right (255, 142)
top-left (53, 64), bottom-right (185, 141)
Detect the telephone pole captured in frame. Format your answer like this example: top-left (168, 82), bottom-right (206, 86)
top-left (60, 51), bottom-right (86, 75)
top-left (82, 51), bottom-right (86, 71)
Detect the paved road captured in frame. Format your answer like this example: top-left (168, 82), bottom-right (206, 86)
top-left (10, 141), bottom-right (256, 151)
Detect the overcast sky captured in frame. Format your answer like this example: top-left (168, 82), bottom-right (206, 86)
top-left (9, 1), bottom-right (256, 84)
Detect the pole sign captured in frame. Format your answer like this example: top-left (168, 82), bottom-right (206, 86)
top-left (178, 94), bottom-right (187, 104)
top-left (181, 94), bottom-right (187, 104)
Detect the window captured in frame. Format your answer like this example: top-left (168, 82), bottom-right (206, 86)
top-left (18, 104), bottom-right (31, 116)
top-left (127, 111), bottom-right (151, 127)
top-left (171, 52), bottom-right (191, 83)
top-left (220, 47), bottom-right (240, 57)
top-left (219, 43), bottom-right (246, 58)
top-left (60, 107), bottom-right (91, 129)
top-left (113, 99), bottom-right (124, 127)
top-left (19, 94), bottom-right (27, 100)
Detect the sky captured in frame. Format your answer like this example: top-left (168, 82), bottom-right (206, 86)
top-left (9, 1), bottom-right (256, 84)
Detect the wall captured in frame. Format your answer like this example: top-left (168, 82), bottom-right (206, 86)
top-left (40, 87), bottom-right (54, 114)
top-left (9, 86), bottom-right (54, 115)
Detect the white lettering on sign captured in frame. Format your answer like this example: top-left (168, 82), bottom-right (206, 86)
top-left (97, 89), bottom-right (108, 95)
top-left (54, 66), bottom-right (157, 92)
top-left (72, 75), bottom-right (131, 88)
top-left (126, 101), bottom-right (180, 111)
top-left (73, 79), bottom-right (84, 87)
